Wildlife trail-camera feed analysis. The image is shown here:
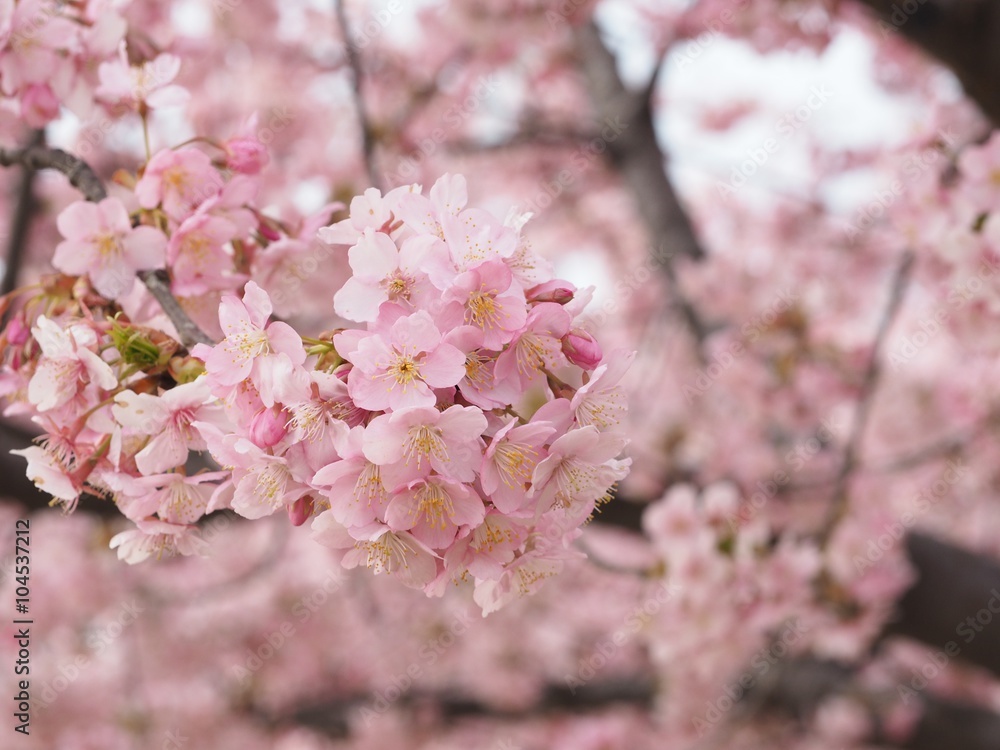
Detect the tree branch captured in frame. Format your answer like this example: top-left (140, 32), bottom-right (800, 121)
top-left (575, 22), bottom-right (711, 352)
top-left (0, 145), bottom-right (214, 349)
top-left (1, 130), bottom-right (45, 298)
top-left (818, 250), bottom-right (915, 544)
top-left (334, 0), bottom-right (381, 190)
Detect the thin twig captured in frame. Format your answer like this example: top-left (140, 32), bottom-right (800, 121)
top-left (818, 250), bottom-right (915, 545)
top-left (334, 0), bottom-right (381, 189)
top-left (0, 145), bottom-right (215, 349)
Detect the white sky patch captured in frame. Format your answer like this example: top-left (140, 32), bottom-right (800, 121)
top-left (655, 26), bottom-right (923, 217)
top-left (171, 0), bottom-right (213, 39)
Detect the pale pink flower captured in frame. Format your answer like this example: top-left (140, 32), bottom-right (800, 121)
top-left (444, 511), bottom-right (525, 581)
top-left (385, 475), bottom-right (486, 550)
top-left (394, 172), bottom-right (467, 236)
top-left (53, 198), bottom-right (167, 299)
top-left (439, 260), bottom-right (527, 349)
top-left (481, 418), bottom-right (555, 513)
top-left (96, 49), bottom-right (189, 111)
top-left (135, 148), bottom-right (224, 221)
top-left (317, 184), bottom-right (416, 246)
top-left (442, 207), bottom-right (518, 271)
top-left (109, 519), bottom-right (204, 564)
top-left (192, 281), bottom-right (306, 407)
top-left (444, 326), bottom-right (520, 409)
top-left (312, 426), bottom-right (390, 528)
top-left (109, 470), bottom-right (228, 525)
top-left (494, 302), bottom-right (571, 387)
top-left (530, 426), bottom-right (629, 513)
top-left (568, 350), bottom-right (634, 431)
top-left (281, 370), bottom-right (364, 445)
top-left (112, 379), bottom-right (226, 475)
top-left (311, 514), bottom-right (438, 589)
top-left (167, 210), bottom-right (240, 295)
top-left (10, 445), bottom-right (79, 505)
top-left (333, 229), bottom-right (438, 322)
top-left (362, 404), bottom-right (487, 489)
top-left (339, 310), bottom-right (465, 411)
top-left (27, 316), bottom-right (117, 412)
top-left (0, 0), bottom-right (78, 95)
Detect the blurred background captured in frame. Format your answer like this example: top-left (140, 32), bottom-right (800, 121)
top-left (4, 0), bottom-right (1000, 747)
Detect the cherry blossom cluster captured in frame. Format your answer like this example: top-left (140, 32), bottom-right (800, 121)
top-left (0, 161), bottom-right (632, 612)
top-left (192, 174), bottom-right (633, 614)
top-left (0, 0), bottom-right (192, 127)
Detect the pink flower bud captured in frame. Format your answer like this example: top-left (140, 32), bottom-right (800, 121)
top-left (20, 84), bottom-right (60, 128)
top-left (258, 219), bottom-right (282, 242)
top-left (249, 406), bottom-right (287, 447)
top-left (528, 280), bottom-right (575, 305)
top-left (224, 136), bottom-right (269, 175)
top-left (287, 495), bottom-right (314, 527)
top-left (562, 328), bottom-right (602, 369)
top-left (5, 316), bottom-right (29, 346)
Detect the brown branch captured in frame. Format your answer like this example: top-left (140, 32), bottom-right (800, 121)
top-left (818, 250), bottom-right (915, 544)
top-left (0, 143), bottom-right (108, 201)
top-left (851, 0), bottom-right (1000, 127)
top-left (0, 145), bottom-right (214, 349)
top-left (334, 0), bottom-right (381, 190)
top-left (574, 22), bottom-right (711, 353)
top-left (2, 130), bottom-right (45, 298)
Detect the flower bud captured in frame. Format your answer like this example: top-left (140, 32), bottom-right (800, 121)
top-left (287, 495), bottom-right (315, 527)
top-left (249, 405), bottom-right (287, 448)
top-left (561, 328), bottom-right (602, 369)
top-left (528, 280), bottom-right (575, 305)
top-left (224, 136), bottom-right (269, 175)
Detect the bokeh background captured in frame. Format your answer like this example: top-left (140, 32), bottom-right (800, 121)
top-left (4, 0), bottom-right (1000, 748)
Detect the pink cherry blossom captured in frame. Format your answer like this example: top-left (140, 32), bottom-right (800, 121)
top-left (135, 148), bottom-right (224, 221)
top-left (193, 281), bottom-right (306, 407)
top-left (339, 310), bottom-right (465, 411)
top-left (112, 379), bottom-right (226, 475)
top-left (333, 229), bottom-right (438, 321)
top-left (362, 404), bottom-right (487, 489)
top-left (530, 426), bottom-right (630, 514)
top-left (439, 260), bottom-right (527, 349)
top-left (385, 474), bottom-right (486, 550)
top-left (109, 518), bottom-right (204, 564)
top-left (53, 198), bottom-right (167, 300)
top-left (494, 302), bottom-right (571, 387)
top-left (96, 48), bottom-right (189, 112)
top-left (27, 316), bottom-right (117, 412)
top-left (481, 418), bottom-right (555, 513)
